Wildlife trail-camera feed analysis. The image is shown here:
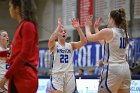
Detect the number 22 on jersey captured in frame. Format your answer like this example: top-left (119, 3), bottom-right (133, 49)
top-left (60, 54), bottom-right (68, 63)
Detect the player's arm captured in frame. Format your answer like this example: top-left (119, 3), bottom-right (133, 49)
top-left (85, 16), bottom-right (113, 42)
top-left (85, 27), bottom-right (112, 42)
top-left (0, 77), bottom-right (7, 90)
top-left (85, 15), bottom-right (104, 44)
top-left (70, 18), bottom-right (87, 50)
top-left (93, 17), bottom-right (102, 34)
top-left (94, 17), bottom-right (105, 44)
top-left (48, 18), bottom-right (63, 52)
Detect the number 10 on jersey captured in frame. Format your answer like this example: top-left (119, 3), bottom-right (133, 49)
top-left (120, 37), bottom-right (126, 49)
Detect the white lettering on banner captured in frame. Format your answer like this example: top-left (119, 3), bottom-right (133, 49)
top-left (87, 45), bottom-right (92, 67)
top-left (44, 51), bottom-right (51, 68)
top-left (77, 47), bottom-right (87, 67)
top-left (39, 49), bottom-right (50, 68)
top-left (77, 48), bottom-right (82, 67)
top-left (39, 50), bottom-right (45, 68)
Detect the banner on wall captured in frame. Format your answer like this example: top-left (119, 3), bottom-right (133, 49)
top-left (38, 38), bottom-right (140, 68)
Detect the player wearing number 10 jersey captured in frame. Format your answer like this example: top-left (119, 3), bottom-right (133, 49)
top-left (85, 8), bottom-right (131, 93)
top-left (48, 18), bottom-right (87, 93)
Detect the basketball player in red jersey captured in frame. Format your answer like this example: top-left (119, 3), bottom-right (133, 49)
top-left (0, 0), bottom-right (39, 93)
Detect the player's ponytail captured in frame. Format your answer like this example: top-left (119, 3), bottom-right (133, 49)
top-left (118, 8), bottom-right (129, 44)
top-left (110, 8), bottom-right (129, 44)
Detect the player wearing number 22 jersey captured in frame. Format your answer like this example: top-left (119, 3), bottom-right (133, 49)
top-left (48, 18), bottom-right (87, 93)
top-left (52, 42), bottom-right (73, 73)
top-left (50, 42), bottom-right (76, 92)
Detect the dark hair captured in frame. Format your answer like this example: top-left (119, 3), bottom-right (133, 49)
top-left (110, 8), bottom-right (129, 44)
top-left (10, 0), bottom-right (38, 26)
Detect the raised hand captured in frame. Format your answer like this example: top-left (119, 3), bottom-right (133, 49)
top-left (58, 18), bottom-right (63, 27)
top-left (56, 18), bottom-right (64, 33)
top-left (52, 18), bottom-right (64, 40)
top-left (94, 17), bottom-right (102, 29)
top-left (71, 18), bottom-right (80, 29)
top-left (85, 15), bottom-right (93, 27)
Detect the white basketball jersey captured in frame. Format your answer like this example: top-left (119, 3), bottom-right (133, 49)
top-left (103, 27), bottom-right (128, 63)
top-left (51, 42), bottom-right (74, 74)
top-left (0, 47), bottom-right (7, 76)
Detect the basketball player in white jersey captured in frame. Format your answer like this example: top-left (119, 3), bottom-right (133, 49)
top-left (0, 30), bottom-right (9, 93)
top-left (48, 18), bottom-right (87, 93)
top-left (85, 8), bottom-right (131, 93)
